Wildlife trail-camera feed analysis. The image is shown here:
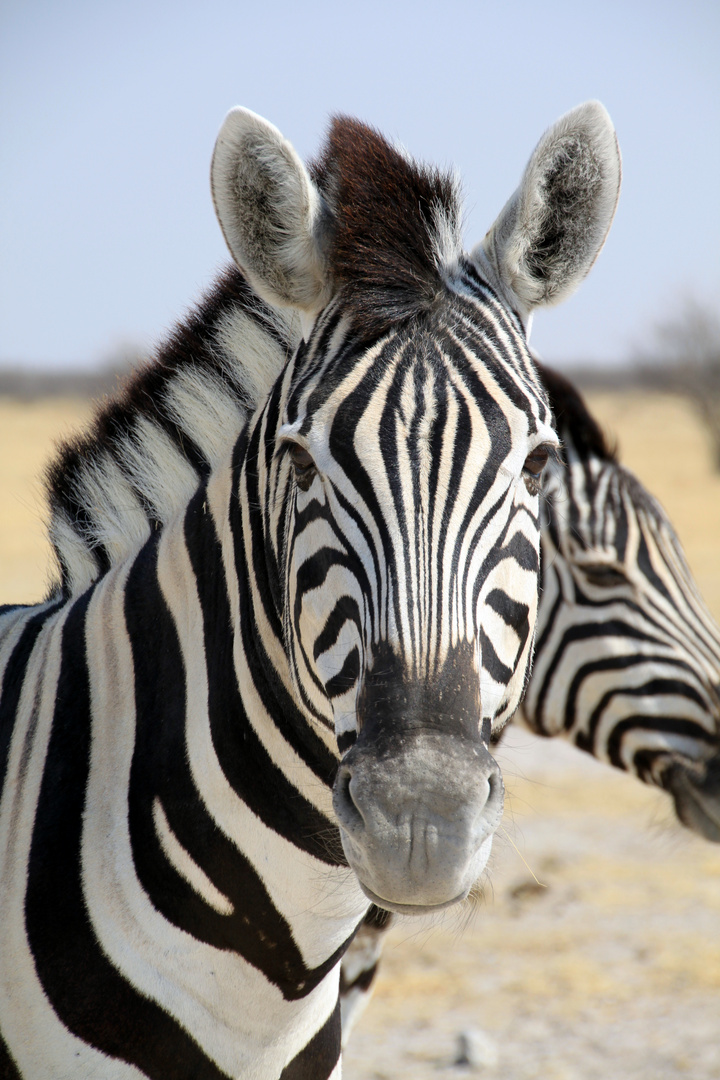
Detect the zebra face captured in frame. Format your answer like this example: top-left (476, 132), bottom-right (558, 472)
top-left (531, 398), bottom-right (720, 841)
top-left (211, 103), bottom-right (621, 911)
top-left (280, 321), bottom-right (555, 725)
top-left (279, 311), bottom-right (557, 911)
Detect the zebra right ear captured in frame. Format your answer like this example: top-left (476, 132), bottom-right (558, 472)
top-left (475, 101), bottom-right (621, 316)
top-left (211, 108), bottom-right (332, 313)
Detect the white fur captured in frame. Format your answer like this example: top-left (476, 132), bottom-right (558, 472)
top-left (0, 606), bottom-right (141, 1080)
top-left (71, 453), bottom-right (152, 562)
top-left (162, 367), bottom-right (245, 465)
top-left (117, 415), bottom-right (200, 521)
top-left (214, 305), bottom-right (300, 406)
top-left (47, 507), bottom-right (100, 594)
top-left (211, 107), bottom-right (331, 313)
top-left (151, 798), bottom-right (234, 917)
top-left (476, 101), bottom-right (621, 316)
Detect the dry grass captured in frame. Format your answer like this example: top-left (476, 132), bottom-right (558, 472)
top-left (0, 396), bottom-right (94, 602)
top-left (1, 388), bottom-right (719, 1078)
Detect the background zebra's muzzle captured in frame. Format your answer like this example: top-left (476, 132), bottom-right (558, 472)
top-left (333, 732), bottom-right (504, 914)
top-left (663, 748), bottom-right (720, 843)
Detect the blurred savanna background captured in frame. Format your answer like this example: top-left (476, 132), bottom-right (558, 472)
top-left (2, 0), bottom-right (719, 1077)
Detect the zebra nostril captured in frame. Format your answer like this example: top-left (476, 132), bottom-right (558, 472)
top-left (486, 769), bottom-right (505, 811)
top-left (334, 766), bottom-right (364, 832)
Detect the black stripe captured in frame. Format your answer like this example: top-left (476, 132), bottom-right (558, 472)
top-left (125, 537), bottom-right (353, 999)
top-left (533, 621), bottom-right (664, 732)
top-left (313, 596), bottom-right (362, 662)
top-left (24, 589), bottom-right (228, 1079)
top-left (237, 428), bottom-right (342, 774)
top-left (0, 604), bottom-right (63, 799)
top-left (292, 548), bottom-right (362, 701)
top-left (183, 487), bottom-right (343, 864)
top-left (339, 961), bottom-right (378, 995)
top-left (0, 1038), bottom-right (22, 1079)
top-left (607, 713), bottom-right (718, 771)
top-left (336, 730), bottom-right (357, 754)
top-left (486, 590), bottom-right (530, 649)
top-left (566, 652), bottom-right (704, 741)
top-left (279, 998), bottom-right (341, 1080)
top-left (325, 648), bottom-right (360, 700)
top-left (479, 628), bottom-right (513, 685)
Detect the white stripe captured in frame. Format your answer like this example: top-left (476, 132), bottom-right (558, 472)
top-left (152, 797), bottom-right (234, 917)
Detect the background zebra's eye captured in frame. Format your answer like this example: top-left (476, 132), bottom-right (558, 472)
top-left (287, 443), bottom-right (317, 491)
top-left (523, 444), bottom-right (551, 494)
top-left (582, 565), bottom-right (628, 588)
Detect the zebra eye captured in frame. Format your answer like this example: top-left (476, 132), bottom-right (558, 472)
top-left (286, 443), bottom-right (317, 491)
top-left (582, 565), bottom-right (627, 588)
top-left (523, 444), bottom-right (551, 494)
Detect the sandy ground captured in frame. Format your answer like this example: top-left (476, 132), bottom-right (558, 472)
top-left (1, 388), bottom-right (720, 1077)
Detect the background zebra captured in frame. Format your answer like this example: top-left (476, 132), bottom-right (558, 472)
top-left (0, 103), bottom-right (621, 1078)
top-left (523, 362), bottom-right (720, 840)
top-left (339, 362), bottom-right (720, 1039)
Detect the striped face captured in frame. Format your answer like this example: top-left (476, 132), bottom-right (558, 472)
top-left (530, 440), bottom-right (720, 838)
top-left (209, 102), bottom-right (620, 917)
top-left (273, 276), bottom-right (556, 911)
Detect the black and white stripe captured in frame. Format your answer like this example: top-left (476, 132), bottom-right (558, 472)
top-left (338, 364), bottom-right (720, 1042)
top-left (523, 364), bottom-right (720, 840)
top-left (0, 103), bottom-right (621, 1077)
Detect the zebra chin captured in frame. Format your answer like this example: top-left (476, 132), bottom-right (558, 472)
top-left (352, 834), bottom-right (496, 916)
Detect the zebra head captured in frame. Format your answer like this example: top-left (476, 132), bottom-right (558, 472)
top-left (211, 105), bottom-right (621, 913)
top-left (528, 365), bottom-right (720, 841)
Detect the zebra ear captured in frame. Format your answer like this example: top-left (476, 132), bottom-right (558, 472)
top-left (211, 107), bottom-right (331, 312)
top-left (476, 101), bottom-right (621, 313)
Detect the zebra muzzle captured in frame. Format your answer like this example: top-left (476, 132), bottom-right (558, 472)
top-left (333, 732), bottom-right (504, 914)
top-left (663, 749), bottom-right (720, 843)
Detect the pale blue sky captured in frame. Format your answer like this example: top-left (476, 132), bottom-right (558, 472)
top-left (1, 0), bottom-right (718, 370)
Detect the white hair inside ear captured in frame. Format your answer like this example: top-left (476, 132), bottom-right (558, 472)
top-left (475, 101), bottom-right (621, 319)
top-left (211, 107), bottom-right (332, 313)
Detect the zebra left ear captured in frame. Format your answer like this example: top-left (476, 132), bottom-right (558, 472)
top-left (211, 107), bottom-right (332, 312)
top-left (475, 101), bottom-right (621, 315)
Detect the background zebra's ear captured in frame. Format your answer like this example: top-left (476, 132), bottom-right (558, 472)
top-left (211, 107), bottom-right (332, 312)
top-left (475, 101), bottom-right (621, 315)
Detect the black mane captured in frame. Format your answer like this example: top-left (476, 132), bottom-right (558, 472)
top-left (44, 265), bottom-right (297, 595)
top-left (535, 361), bottom-right (617, 462)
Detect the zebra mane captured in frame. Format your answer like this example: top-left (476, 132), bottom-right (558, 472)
top-left (537, 361), bottom-right (676, 536)
top-left (45, 265), bottom-right (300, 597)
top-left (309, 116), bottom-right (463, 339)
top-left (535, 361), bottom-right (617, 463)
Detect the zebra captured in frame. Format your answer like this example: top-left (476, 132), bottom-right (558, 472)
top-left (0, 102), bottom-right (621, 1078)
top-left (522, 361), bottom-right (720, 839)
top-left (339, 361), bottom-right (720, 1041)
